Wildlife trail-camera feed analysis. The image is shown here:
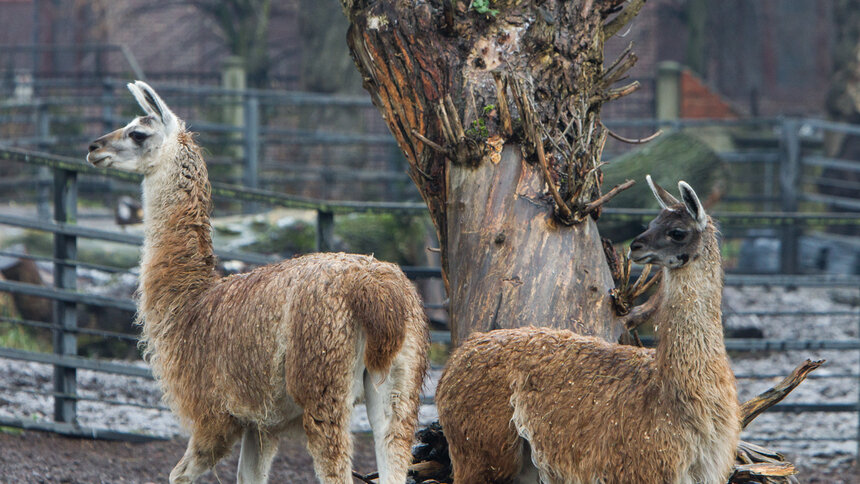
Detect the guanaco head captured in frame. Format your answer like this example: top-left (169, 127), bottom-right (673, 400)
top-left (86, 81), bottom-right (181, 174)
top-left (629, 175), bottom-right (709, 269)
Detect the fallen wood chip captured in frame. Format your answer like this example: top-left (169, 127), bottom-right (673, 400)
top-left (731, 462), bottom-right (797, 480)
top-left (737, 440), bottom-right (786, 465)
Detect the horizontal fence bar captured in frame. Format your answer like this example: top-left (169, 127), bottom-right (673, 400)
top-left (0, 279), bottom-right (136, 312)
top-left (601, 208), bottom-right (860, 226)
top-left (0, 315), bottom-right (139, 342)
top-left (725, 339), bottom-right (860, 351)
top-left (0, 248), bottom-right (132, 274)
top-left (801, 192), bottom-right (860, 211)
top-left (803, 155), bottom-right (860, 173)
top-left (0, 416), bottom-right (167, 442)
top-left (743, 436), bottom-right (859, 443)
top-left (0, 347), bottom-right (153, 379)
top-left (0, 213), bottom-right (277, 266)
top-left (726, 310), bottom-right (859, 317)
top-left (735, 373), bottom-right (860, 380)
top-left (0, 385), bottom-right (168, 412)
top-left (718, 152), bottom-right (780, 164)
top-left (803, 117), bottom-right (860, 137)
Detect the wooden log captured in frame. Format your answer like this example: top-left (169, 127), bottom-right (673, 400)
top-left (741, 359), bottom-right (825, 428)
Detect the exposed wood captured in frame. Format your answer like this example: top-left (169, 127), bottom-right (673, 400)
top-left (342, 0), bottom-right (632, 342)
top-left (446, 146), bottom-right (619, 344)
top-left (740, 359), bottom-right (825, 428)
top-left (730, 463), bottom-right (797, 481)
top-left (603, 0), bottom-right (647, 39)
top-left (583, 178), bottom-right (635, 214)
top-left (606, 127), bottom-right (663, 144)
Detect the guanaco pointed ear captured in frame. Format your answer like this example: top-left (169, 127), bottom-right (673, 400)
top-left (678, 181), bottom-right (707, 230)
top-left (646, 174), bottom-right (679, 209)
top-left (127, 81), bottom-right (179, 133)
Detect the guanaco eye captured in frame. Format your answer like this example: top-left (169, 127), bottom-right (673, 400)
top-left (129, 131), bottom-right (149, 143)
top-left (668, 229), bottom-right (688, 241)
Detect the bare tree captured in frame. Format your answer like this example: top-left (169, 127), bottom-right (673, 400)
top-left (338, 2), bottom-right (818, 482)
top-left (339, 0), bottom-right (646, 344)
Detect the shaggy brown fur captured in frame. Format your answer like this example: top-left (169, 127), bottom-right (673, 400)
top-left (87, 82), bottom-right (429, 484)
top-left (437, 182), bottom-right (739, 484)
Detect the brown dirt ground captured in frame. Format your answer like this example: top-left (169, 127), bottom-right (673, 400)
top-left (0, 429), bottom-right (857, 483)
top-left (0, 429), bottom-right (378, 483)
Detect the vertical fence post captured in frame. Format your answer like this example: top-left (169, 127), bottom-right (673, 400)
top-left (101, 78), bottom-right (115, 203)
top-left (52, 167), bottom-right (77, 424)
top-left (316, 209), bottom-right (334, 252)
top-left (243, 93), bottom-right (260, 214)
top-left (36, 102), bottom-right (51, 220)
top-left (778, 118), bottom-right (800, 274)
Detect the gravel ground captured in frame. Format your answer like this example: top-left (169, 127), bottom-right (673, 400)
top-left (1, 285), bottom-right (858, 482)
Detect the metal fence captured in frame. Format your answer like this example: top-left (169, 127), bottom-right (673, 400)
top-left (0, 79), bottom-right (413, 204)
top-left (0, 146), bottom-right (857, 449)
top-left (2, 80), bottom-right (859, 219)
top-left (0, 79), bottom-right (859, 448)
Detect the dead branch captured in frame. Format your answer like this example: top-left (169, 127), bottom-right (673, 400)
top-left (534, 126), bottom-right (575, 221)
top-left (581, 0), bottom-right (594, 19)
top-left (604, 42), bottom-right (634, 76)
top-left (741, 359), bottom-right (825, 428)
top-left (493, 73), bottom-right (513, 136)
top-left (412, 130), bottom-right (449, 155)
top-left (436, 102), bottom-right (457, 144)
top-left (352, 470), bottom-right (377, 483)
top-left (445, 94), bottom-right (467, 141)
top-left (605, 81), bottom-right (640, 101)
top-left (604, 0), bottom-right (646, 38)
top-left (605, 127), bottom-right (663, 144)
top-left (737, 440), bottom-right (786, 464)
top-left (600, 52), bottom-right (638, 88)
top-left (510, 77), bottom-right (575, 222)
top-left (583, 179), bottom-right (635, 214)
top-left (619, 288), bottom-right (662, 330)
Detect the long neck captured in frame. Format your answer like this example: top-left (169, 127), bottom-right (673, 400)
top-left (655, 223), bottom-right (728, 390)
top-left (139, 132), bottom-right (216, 324)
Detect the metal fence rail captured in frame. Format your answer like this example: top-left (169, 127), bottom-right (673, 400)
top-left (0, 116), bottom-right (858, 447)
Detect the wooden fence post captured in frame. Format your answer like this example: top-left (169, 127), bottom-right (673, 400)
top-left (52, 167), bottom-right (77, 424)
top-left (243, 93), bottom-right (260, 214)
top-left (316, 210), bottom-right (334, 252)
top-left (778, 119), bottom-right (800, 274)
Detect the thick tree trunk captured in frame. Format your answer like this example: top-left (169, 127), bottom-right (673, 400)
top-left (340, 0), bottom-right (639, 344)
top-left (447, 146), bottom-right (618, 343)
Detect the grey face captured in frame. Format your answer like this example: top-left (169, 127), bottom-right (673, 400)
top-left (630, 207), bottom-right (704, 268)
top-left (629, 176), bottom-right (708, 269)
top-left (86, 115), bottom-right (166, 173)
top-left (85, 81), bottom-right (179, 174)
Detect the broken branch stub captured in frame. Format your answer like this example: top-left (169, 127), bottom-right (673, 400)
top-left (740, 359), bottom-right (825, 428)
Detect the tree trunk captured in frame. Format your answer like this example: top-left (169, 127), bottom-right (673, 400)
top-left (340, 0), bottom-right (640, 344)
top-left (447, 145), bottom-right (618, 343)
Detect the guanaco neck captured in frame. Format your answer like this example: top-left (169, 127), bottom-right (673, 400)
top-left (654, 222), bottom-right (728, 396)
top-left (139, 131), bottom-right (217, 326)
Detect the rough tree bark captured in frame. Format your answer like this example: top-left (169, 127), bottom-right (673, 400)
top-left (340, 0), bottom-right (643, 344)
top-left (338, 2), bottom-right (819, 482)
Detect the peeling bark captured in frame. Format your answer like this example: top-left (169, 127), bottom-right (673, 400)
top-left (341, 0), bottom-right (643, 343)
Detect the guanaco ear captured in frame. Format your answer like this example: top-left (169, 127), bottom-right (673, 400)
top-left (127, 81), bottom-right (179, 134)
top-left (678, 181), bottom-right (707, 230)
top-left (646, 174), bottom-right (679, 209)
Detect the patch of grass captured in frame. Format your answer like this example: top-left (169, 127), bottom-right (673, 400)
top-left (0, 426), bottom-right (23, 436)
top-left (428, 342), bottom-right (450, 367)
top-left (0, 323), bottom-right (49, 353)
top-left (335, 213), bottom-right (430, 266)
